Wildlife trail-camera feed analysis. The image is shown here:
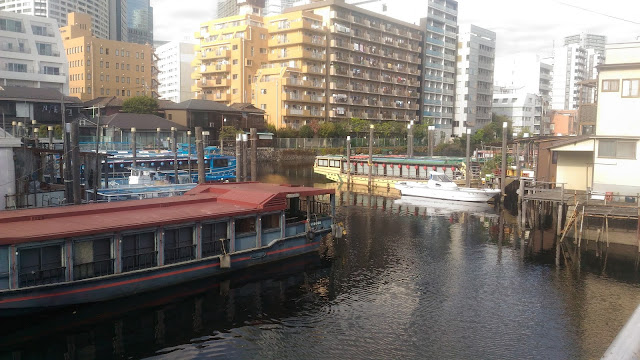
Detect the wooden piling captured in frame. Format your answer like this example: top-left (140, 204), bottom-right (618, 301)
top-left (250, 128), bottom-right (257, 182)
top-left (70, 120), bottom-right (81, 205)
top-left (242, 134), bottom-right (248, 181)
top-left (235, 134), bottom-right (242, 182)
top-left (556, 203), bottom-right (563, 236)
top-left (195, 127), bottom-right (205, 184)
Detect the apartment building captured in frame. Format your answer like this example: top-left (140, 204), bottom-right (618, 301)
top-left (192, 14), bottom-right (269, 105)
top-left (494, 53), bottom-right (553, 134)
top-left (492, 92), bottom-right (544, 135)
top-left (0, 0), bottom-right (110, 39)
top-left (60, 12), bottom-right (155, 101)
top-left (253, 11), bottom-right (326, 128)
top-left (454, 24), bottom-right (495, 137)
top-left (297, 0), bottom-right (422, 126)
top-left (419, 0), bottom-right (458, 141)
top-left (0, 12), bottom-right (68, 93)
top-left (552, 33), bottom-right (606, 110)
top-left (157, 41), bottom-right (194, 103)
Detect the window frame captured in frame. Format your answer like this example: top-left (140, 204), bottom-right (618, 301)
top-left (601, 79), bottom-right (619, 92)
top-left (622, 79), bottom-right (640, 98)
top-left (598, 139), bottom-right (637, 159)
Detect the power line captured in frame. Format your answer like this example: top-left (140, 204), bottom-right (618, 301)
top-left (554, 1), bottom-right (640, 25)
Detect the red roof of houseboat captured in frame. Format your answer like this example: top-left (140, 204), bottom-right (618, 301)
top-left (0, 182), bottom-right (333, 245)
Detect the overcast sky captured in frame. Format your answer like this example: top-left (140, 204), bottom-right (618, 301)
top-left (151, 0), bottom-right (640, 59)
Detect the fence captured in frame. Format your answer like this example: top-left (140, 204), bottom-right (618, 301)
top-left (273, 137), bottom-right (425, 149)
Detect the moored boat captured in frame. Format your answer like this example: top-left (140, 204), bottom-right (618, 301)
top-left (0, 182), bottom-right (337, 315)
top-left (395, 172), bottom-right (500, 203)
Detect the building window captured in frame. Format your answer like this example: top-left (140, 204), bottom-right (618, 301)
top-left (87, 87), bottom-right (91, 94)
top-left (106, 62), bottom-right (109, 68)
top-left (232, 59), bottom-right (238, 65)
top-left (164, 226), bottom-right (194, 264)
top-left (598, 140), bottom-right (637, 159)
top-left (105, 48), bottom-right (109, 55)
top-left (602, 79), bottom-right (619, 92)
top-left (202, 222), bottom-right (228, 258)
top-left (101, 88), bottom-right (104, 95)
top-left (232, 45), bottom-right (238, 50)
top-left (232, 74), bottom-right (238, 79)
top-left (115, 49), bottom-right (119, 56)
top-left (18, 245), bottom-right (65, 287)
top-left (127, 90), bottom-right (131, 96)
top-left (122, 232), bottom-right (156, 272)
top-left (261, 104), bottom-right (266, 110)
top-left (116, 63), bottom-right (119, 69)
top-left (100, 47), bottom-right (103, 54)
top-left (622, 79), bottom-right (639, 97)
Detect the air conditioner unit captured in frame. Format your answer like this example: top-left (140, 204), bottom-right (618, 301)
top-left (79, 119), bottom-right (87, 126)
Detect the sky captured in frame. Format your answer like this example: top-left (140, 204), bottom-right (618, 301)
top-left (151, 0), bottom-right (640, 59)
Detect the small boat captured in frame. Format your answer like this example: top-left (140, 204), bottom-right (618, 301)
top-left (395, 172), bottom-right (501, 203)
top-left (0, 182), bottom-right (338, 315)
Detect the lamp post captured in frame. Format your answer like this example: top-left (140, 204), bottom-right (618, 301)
top-left (31, 120), bottom-right (37, 142)
top-left (501, 121), bottom-right (507, 199)
top-left (407, 120), bottom-right (414, 158)
top-left (513, 132), bottom-right (520, 180)
top-left (156, 127), bottom-right (161, 150)
top-left (428, 125), bottom-right (435, 157)
top-left (11, 121), bottom-right (16, 137)
top-left (466, 128), bottom-right (471, 188)
top-left (17, 122), bottom-right (23, 138)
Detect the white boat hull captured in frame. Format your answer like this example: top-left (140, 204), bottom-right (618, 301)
top-left (395, 181), bottom-right (500, 203)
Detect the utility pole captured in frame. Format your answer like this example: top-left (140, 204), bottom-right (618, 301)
top-left (93, 106), bottom-right (101, 202)
top-left (62, 97), bottom-right (72, 204)
top-left (48, 126), bottom-right (54, 184)
top-left (242, 133), bottom-right (248, 181)
top-left (187, 130), bottom-right (192, 181)
top-left (236, 133), bottom-right (242, 182)
top-left (70, 120), bottom-right (81, 205)
top-left (407, 121), bottom-right (413, 158)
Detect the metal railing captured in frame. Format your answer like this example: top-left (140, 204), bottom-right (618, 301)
top-left (19, 266), bottom-right (66, 287)
top-left (122, 252), bottom-right (157, 272)
top-left (164, 244), bottom-right (196, 264)
top-left (202, 238), bottom-right (230, 258)
top-left (74, 259), bottom-right (114, 280)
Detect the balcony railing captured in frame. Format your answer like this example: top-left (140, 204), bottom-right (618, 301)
top-left (19, 266), bottom-right (66, 287)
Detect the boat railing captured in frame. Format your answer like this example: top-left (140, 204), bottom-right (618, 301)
top-left (202, 238), bottom-right (230, 258)
top-left (299, 199), bottom-right (332, 217)
top-left (73, 259), bottom-right (115, 280)
top-left (164, 244), bottom-right (197, 265)
top-left (122, 252), bottom-right (158, 272)
top-left (18, 266), bottom-right (66, 287)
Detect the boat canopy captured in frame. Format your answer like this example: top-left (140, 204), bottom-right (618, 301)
top-left (430, 172), bottom-right (453, 182)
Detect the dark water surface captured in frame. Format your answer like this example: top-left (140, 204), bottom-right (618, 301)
top-left (3, 164), bottom-right (640, 359)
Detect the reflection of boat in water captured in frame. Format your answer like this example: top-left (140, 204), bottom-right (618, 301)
top-left (395, 172), bottom-right (500, 203)
top-left (394, 195), bottom-right (498, 217)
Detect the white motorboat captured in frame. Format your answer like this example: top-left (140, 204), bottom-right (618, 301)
top-left (395, 172), bottom-right (501, 203)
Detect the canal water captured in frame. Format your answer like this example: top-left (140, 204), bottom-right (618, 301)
top-left (3, 164), bottom-right (640, 359)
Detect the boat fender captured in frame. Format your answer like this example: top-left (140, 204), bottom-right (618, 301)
top-left (306, 230), bottom-right (315, 241)
top-left (220, 254), bottom-right (231, 269)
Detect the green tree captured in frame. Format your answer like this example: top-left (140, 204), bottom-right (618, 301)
top-left (349, 117), bottom-right (370, 136)
top-left (54, 125), bottom-right (63, 139)
top-left (333, 122), bottom-right (347, 138)
top-left (121, 96), bottom-right (158, 114)
top-left (376, 121), bottom-right (394, 137)
top-left (266, 124), bottom-right (277, 136)
top-left (219, 125), bottom-right (241, 140)
top-left (299, 124), bottom-right (314, 138)
top-left (277, 127), bottom-right (298, 138)
top-left (38, 125), bottom-right (48, 138)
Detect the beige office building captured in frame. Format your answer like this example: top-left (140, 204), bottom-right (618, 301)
top-left (60, 12), bottom-right (156, 101)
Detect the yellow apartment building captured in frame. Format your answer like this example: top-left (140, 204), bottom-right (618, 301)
top-left (192, 14), bottom-right (268, 105)
top-left (60, 12), bottom-right (156, 101)
top-left (253, 10), bottom-right (327, 129)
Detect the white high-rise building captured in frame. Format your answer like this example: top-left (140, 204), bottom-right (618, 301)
top-left (420, 0), bottom-right (458, 145)
top-left (0, 12), bottom-right (68, 93)
top-left (494, 53), bottom-right (553, 134)
top-left (454, 24), bottom-right (496, 137)
top-left (0, 0), bottom-right (110, 40)
top-left (156, 42), bottom-right (195, 103)
top-left (551, 33), bottom-right (606, 110)
top-left (492, 92), bottom-right (545, 135)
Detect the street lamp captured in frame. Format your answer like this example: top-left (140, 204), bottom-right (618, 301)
top-left (368, 124), bottom-right (374, 189)
top-left (465, 128), bottom-right (471, 187)
top-left (501, 122), bottom-right (507, 198)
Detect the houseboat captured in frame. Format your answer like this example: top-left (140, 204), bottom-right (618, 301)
top-left (314, 154), bottom-right (465, 188)
top-left (0, 182), bottom-right (336, 315)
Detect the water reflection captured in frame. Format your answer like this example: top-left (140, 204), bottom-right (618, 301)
top-left (2, 166), bottom-right (640, 359)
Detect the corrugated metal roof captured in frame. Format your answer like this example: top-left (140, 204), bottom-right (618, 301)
top-left (0, 182), bottom-right (333, 245)
top-left (102, 113), bottom-right (188, 131)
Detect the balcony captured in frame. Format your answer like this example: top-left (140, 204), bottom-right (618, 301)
top-left (201, 64), bottom-right (230, 74)
top-left (442, 89), bottom-right (454, 95)
top-left (366, 73), bottom-right (379, 81)
top-left (284, 93), bottom-right (304, 101)
top-left (330, 82), bottom-right (349, 90)
top-left (283, 78), bottom-right (308, 87)
top-left (424, 87), bottom-right (443, 94)
top-left (424, 61), bottom-right (443, 70)
top-left (425, 37), bottom-right (445, 46)
top-left (303, 50), bottom-right (326, 61)
top-left (442, 77), bottom-right (454, 84)
top-left (302, 65), bottom-right (325, 74)
top-left (330, 53), bottom-right (349, 63)
top-left (191, 72), bottom-right (202, 80)
top-left (285, 108), bottom-right (305, 116)
top-left (330, 67), bottom-right (349, 77)
top-left (444, 41), bottom-right (456, 50)
top-left (426, 25), bottom-right (445, 34)
top-left (307, 95), bottom-right (324, 102)
top-left (200, 78), bottom-right (230, 88)
top-left (329, 110), bottom-right (348, 118)
top-left (201, 50), bottom-right (230, 60)
top-left (330, 39), bottom-right (351, 49)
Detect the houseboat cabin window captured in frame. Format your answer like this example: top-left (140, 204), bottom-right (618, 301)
top-left (164, 226), bottom-right (195, 264)
top-left (431, 173), bottom-right (452, 182)
top-left (262, 213), bottom-right (281, 230)
top-left (285, 197), bottom-right (306, 223)
top-left (202, 222), bottom-right (229, 257)
top-left (74, 238), bottom-right (113, 280)
top-left (212, 158), bottom-right (229, 167)
top-left (19, 244), bottom-right (65, 287)
top-left (122, 232), bottom-right (157, 272)
top-left (317, 159), bottom-right (328, 167)
top-left (329, 159), bottom-right (341, 168)
top-left (0, 247), bottom-right (8, 290)
top-left (235, 217), bottom-right (256, 236)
